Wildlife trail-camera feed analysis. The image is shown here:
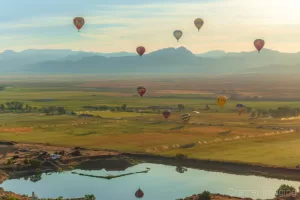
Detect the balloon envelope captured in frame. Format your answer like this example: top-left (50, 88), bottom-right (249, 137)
top-left (137, 86), bottom-right (146, 97)
top-left (163, 110), bottom-right (171, 120)
top-left (236, 104), bottom-right (245, 114)
top-left (173, 30), bottom-right (183, 41)
top-left (181, 113), bottom-right (191, 124)
top-left (135, 188), bottom-right (144, 198)
top-left (136, 46), bottom-right (146, 56)
top-left (194, 18), bottom-right (204, 31)
top-left (216, 96), bottom-right (227, 107)
top-left (254, 39), bottom-right (265, 52)
top-left (73, 17), bottom-right (85, 31)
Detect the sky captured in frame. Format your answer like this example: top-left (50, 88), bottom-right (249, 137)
top-left (1, 0), bottom-right (300, 53)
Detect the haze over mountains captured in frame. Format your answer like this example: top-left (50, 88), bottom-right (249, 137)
top-left (1, 47), bottom-right (299, 75)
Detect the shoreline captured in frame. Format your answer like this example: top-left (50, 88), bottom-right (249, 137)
top-left (1, 142), bottom-right (300, 199)
top-left (1, 142), bottom-right (300, 181)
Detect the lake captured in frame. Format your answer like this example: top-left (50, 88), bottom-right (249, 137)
top-left (1, 163), bottom-right (300, 200)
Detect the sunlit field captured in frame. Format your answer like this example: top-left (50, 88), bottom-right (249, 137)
top-left (1, 75), bottom-right (300, 167)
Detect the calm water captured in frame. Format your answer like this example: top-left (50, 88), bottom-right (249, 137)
top-left (1, 163), bottom-right (300, 200)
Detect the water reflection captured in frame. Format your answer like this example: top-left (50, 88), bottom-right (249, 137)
top-left (176, 166), bottom-right (188, 174)
top-left (23, 173), bottom-right (42, 183)
top-left (2, 163), bottom-right (300, 200)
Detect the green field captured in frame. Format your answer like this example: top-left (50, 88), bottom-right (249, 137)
top-left (1, 77), bottom-right (300, 168)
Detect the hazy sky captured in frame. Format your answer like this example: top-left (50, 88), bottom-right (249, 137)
top-left (1, 0), bottom-right (300, 53)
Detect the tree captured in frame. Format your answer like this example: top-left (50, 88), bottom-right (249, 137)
top-left (121, 104), bottom-right (127, 111)
top-left (0, 104), bottom-right (4, 112)
top-left (178, 104), bottom-right (185, 111)
top-left (84, 195), bottom-right (96, 200)
top-left (247, 107), bottom-right (252, 113)
top-left (275, 184), bottom-right (296, 197)
top-left (257, 109), bottom-right (261, 117)
top-left (0, 85), bottom-right (5, 91)
top-left (29, 159), bottom-right (42, 168)
top-left (57, 107), bottom-right (66, 115)
top-left (200, 191), bottom-right (211, 200)
top-left (5, 101), bottom-right (23, 111)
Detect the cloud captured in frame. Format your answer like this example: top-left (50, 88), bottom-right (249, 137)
top-left (1, 0), bottom-right (300, 53)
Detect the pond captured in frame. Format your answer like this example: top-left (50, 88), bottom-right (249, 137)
top-left (1, 163), bottom-right (300, 200)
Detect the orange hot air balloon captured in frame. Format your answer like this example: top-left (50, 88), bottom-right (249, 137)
top-left (162, 110), bottom-right (171, 120)
top-left (136, 46), bottom-right (146, 56)
top-left (254, 39), bottom-right (265, 53)
top-left (73, 17), bottom-right (85, 32)
top-left (135, 188), bottom-right (144, 198)
top-left (137, 86), bottom-right (146, 98)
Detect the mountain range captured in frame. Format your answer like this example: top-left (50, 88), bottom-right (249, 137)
top-left (1, 47), bottom-right (299, 75)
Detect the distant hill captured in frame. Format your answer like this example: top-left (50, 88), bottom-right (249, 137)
top-left (196, 50), bottom-right (226, 58)
top-left (0, 47), bottom-right (300, 75)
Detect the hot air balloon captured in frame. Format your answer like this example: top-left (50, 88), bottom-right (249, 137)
top-left (73, 17), bottom-right (85, 32)
top-left (181, 113), bottom-right (191, 125)
top-left (236, 104), bottom-right (245, 115)
top-left (216, 96), bottom-right (227, 107)
top-left (135, 188), bottom-right (144, 198)
top-left (137, 86), bottom-right (146, 98)
top-left (194, 18), bottom-right (204, 32)
top-left (254, 39), bottom-right (265, 53)
top-left (136, 46), bottom-right (146, 56)
top-left (173, 30), bottom-right (183, 42)
top-left (162, 110), bottom-right (171, 120)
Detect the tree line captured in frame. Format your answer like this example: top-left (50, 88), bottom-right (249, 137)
top-left (0, 101), bottom-right (66, 115)
top-left (83, 104), bottom-right (127, 112)
top-left (247, 106), bottom-right (300, 118)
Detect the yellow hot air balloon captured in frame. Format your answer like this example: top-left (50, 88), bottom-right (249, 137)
top-left (216, 96), bottom-right (227, 107)
top-left (173, 30), bottom-right (183, 42)
top-left (194, 18), bottom-right (204, 32)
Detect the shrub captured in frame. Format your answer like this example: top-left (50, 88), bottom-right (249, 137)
top-left (84, 194), bottom-right (96, 200)
top-left (275, 184), bottom-right (296, 197)
top-left (199, 191), bottom-right (211, 200)
top-left (6, 196), bottom-right (19, 200)
top-left (176, 153), bottom-right (187, 160)
top-left (29, 159), bottom-right (42, 168)
top-left (6, 159), bottom-right (13, 165)
top-left (24, 159), bottom-right (29, 165)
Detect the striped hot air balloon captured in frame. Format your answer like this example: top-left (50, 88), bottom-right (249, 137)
top-left (181, 113), bottom-right (191, 125)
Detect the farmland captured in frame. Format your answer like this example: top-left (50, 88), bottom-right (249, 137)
top-left (0, 74), bottom-right (300, 168)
